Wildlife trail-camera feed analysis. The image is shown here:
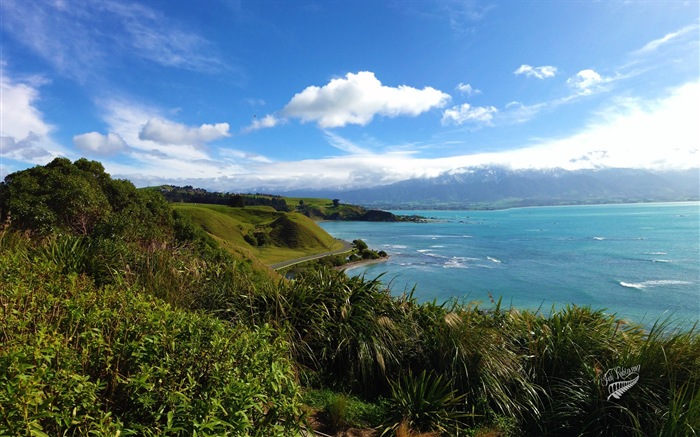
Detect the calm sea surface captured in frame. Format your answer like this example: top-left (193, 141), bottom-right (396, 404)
top-left (319, 203), bottom-right (700, 325)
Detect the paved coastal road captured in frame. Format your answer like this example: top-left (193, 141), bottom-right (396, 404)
top-left (269, 240), bottom-right (354, 270)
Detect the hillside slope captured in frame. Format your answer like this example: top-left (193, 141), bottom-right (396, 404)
top-left (173, 203), bottom-right (344, 264)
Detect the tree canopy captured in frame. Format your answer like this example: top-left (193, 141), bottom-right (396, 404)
top-left (0, 158), bottom-right (172, 242)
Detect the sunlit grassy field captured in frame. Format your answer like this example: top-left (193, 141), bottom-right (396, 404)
top-left (173, 203), bottom-right (344, 264)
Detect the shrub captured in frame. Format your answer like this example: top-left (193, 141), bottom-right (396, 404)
top-left (381, 370), bottom-right (470, 436)
top-left (0, 240), bottom-right (304, 436)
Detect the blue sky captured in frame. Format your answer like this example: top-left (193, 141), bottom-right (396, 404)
top-left (1, 0), bottom-right (698, 191)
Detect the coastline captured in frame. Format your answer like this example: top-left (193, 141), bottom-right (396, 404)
top-left (334, 255), bottom-right (390, 272)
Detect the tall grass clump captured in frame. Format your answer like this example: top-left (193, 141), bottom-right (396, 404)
top-left (408, 299), bottom-right (541, 424)
top-left (381, 370), bottom-right (469, 436)
top-left (512, 305), bottom-right (700, 436)
top-left (245, 268), bottom-right (407, 397)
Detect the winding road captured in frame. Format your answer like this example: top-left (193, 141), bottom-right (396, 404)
top-left (269, 240), bottom-right (354, 270)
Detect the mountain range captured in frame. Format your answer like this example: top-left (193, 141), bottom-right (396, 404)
top-left (282, 167), bottom-right (700, 209)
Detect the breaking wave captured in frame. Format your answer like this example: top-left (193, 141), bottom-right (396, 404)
top-left (619, 280), bottom-right (692, 290)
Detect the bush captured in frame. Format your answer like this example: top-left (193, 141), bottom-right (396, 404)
top-left (0, 240), bottom-right (304, 436)
top-left (381, 370), bottom-right (469, 436)
top-left (303, 389), bottom-right (387, 430)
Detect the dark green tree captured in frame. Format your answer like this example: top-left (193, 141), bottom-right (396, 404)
top-left (0, 157), bottom-right (172, 242)
top-left (1, 158), bottom-right (111, 235)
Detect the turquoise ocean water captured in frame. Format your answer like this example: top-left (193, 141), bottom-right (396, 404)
top-left (319, 203), bottom-right (700, 325)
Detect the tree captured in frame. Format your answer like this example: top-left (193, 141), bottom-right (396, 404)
top-left (352, 239), bottom-right (368, 251)
top-left (0, 157), bottom-right (173, 242)
top-left (228, 194), bottom-right (246, 208)
top-left (332, 199), bottom-right (340, 207)
top-left (1, 158), bottom-right (111, 235)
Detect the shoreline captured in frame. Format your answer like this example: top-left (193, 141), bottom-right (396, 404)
top-left (334, 255), bottom-right (390, 272)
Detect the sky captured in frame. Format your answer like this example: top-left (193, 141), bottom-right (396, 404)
top-left (1, 0), bottom-right (698, 192)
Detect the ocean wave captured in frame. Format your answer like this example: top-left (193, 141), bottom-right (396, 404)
top-left (425, 252), bottom-right (448, 259)
top-left (412, 234), bottom-right (471, 239)
top-left (652, 259), bottom-right (671, 263)
top-left (619, 280), bottom-right (692, 290)
top-left (645, 252), bottom-right (668, 255)
top-left (443, 256), bottom-right (483, 269)
top-left (593, 236), bottom-right (606, 241)
top-left (487, 256), bottom-right (502, 264)
top-left (417, 249), bottom-right (433, 253)
top-left (386, 244), bottom-right (408, 249)
top-left (444, 258), bottom-right (468, 269)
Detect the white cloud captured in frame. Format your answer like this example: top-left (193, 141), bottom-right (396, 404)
top-left (84, 99), bottom-right (263, 185)
top-left (139, 118), bottom-right (230, 145)
top-left (0, 70), bottom-right (63, 164)
top-left (501, 101), bottom-right (548, 124)
top-left (441, 103), bottom-right (497, 126)
top-left (221, 80), bottom-right (700, 190)
top-left (633, 24), bottom-right (699, 55)
top-left (0, 0), bottom-right (224, 81)
top-left (456, 83), bottom-right (480, 96)
top-left (491, 80), bottom-right (700, 170)
top-left (242, 114), bottom-right (285, 132)
top-left (98, 99), bottom-right (221, 161)
top-left (73, 132), bottom-right (128, 155)
top-left (324, 131), bottom-right (372, 154)
top-left (514, 64), bottom-right (558, 79)
top-left (110, 78), bottom-right (698, 192)
top-left (567, 69), bottom-right (611, 95)
top-left (282, 71), bottom-right (450, 128)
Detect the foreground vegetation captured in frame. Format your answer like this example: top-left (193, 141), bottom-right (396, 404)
top-left (1, 158), bottom-right (698, 436)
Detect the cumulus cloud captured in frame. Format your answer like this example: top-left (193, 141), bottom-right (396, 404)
top-left (441, 103), bottom-right (497, 126)
top-left (282, 71), bottom-right (450, 128)
top-left (456, 82), bottom-right (480, 96)
top-left (73, 132), bottom-right (128, 155)
top-left (242, 114), bottom-right (284, 133)
top-left (514, 64), bottom-right (558, 79)
top-left (0, 70), bottom-right (61, 163)
top-left (139, 118), bottom-right (230, 145)
top-left (567, 69), bottom-right (611, 95)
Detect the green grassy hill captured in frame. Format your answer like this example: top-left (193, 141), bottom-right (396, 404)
top-left (173, 203), bottom-right (344, 265)
top-left (285, 197), bottom-right (373, 220)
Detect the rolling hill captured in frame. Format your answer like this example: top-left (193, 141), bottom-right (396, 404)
top-left (172, 203), bottom-right (345, 265)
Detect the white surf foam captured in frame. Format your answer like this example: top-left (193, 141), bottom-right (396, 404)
top-left (620, 280), bottom-right (692, 290)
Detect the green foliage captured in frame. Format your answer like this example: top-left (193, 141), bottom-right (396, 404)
top-left (302, 389), bottom-right (387, 430)
top-left (0, 238), bottom-right (304, 436)
top-left (158, 185), bottom-right (289, 211)
top-left (353, 239), bottom-right (369, 251)
top-left (0, 158), bottom-right (172, 243)
top-left (2, 158), bottom-right (699, 436)
top-left (382, 370), bottom-right (470, 436)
